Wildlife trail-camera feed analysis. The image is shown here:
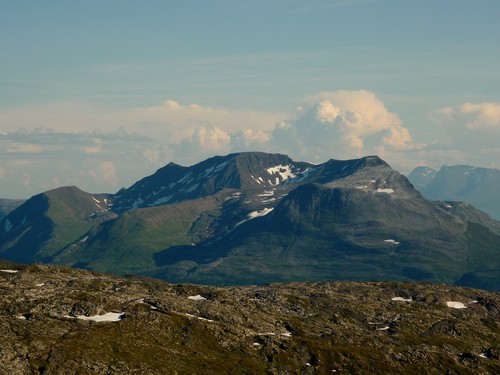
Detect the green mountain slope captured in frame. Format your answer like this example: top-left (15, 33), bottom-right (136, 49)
top-left (0, 186), bottom-right (115, 263)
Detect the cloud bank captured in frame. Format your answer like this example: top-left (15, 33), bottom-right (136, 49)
top-left (2, 93), bottom-right (500, 198)
top-left (269, 90), bottom-right (413, 162)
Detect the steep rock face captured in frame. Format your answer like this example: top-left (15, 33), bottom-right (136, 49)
top-left (0, 261), bottom-right (499, 374)
top-left (111, 152), bottom-right (310, 213)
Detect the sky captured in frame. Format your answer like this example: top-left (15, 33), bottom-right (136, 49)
top-left (1, 0), bottom-right (500, 198)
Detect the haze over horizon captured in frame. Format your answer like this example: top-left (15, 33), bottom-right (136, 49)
top-left (1, 0), bottom-right (500, 199)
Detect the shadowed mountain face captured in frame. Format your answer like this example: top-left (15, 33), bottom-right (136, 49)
top-left (1, 261), bottom-right (499, 374)
top-left (0, 186), bottom-right (116, 263)
top-left (1, 152), bottom-right (500, 291)
top-left (0, 199), bottom-right (24, 220)
top-left (408, 164), bottom-right (500, 220)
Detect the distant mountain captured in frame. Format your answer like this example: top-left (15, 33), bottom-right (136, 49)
top-left (1, 152), bottom-right (500, 291)
top-left (0, 198), bottom-right (24, 220)
top-left (408, 165), bottom-right (500, 220)
top-left (0, 186), bottom-right (115, 263)
top-left (406, 166), bottom-right (437, 190)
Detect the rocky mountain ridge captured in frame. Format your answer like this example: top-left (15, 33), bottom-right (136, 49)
top-left (0, 260), bottom-right (499, 374)
top-left (1, 152), bottom-right (500, 291)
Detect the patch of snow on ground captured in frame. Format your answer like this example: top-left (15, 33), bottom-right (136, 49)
top-left (446, 301), bottom-right (467, 309)
top-left (479, 351), bottom-right (491, 359)
top-left (376, 326), bottom-right (390, 331)
top-left (391, 297), bottom-right (412, 302)
top-left (384, 239), bottom-right (400, 245)
top-left (75, 312), bottom-right (125, 322)
top-left (376, 188), bottom-right (394, 194)
top-left (248, 208), bottom-right (274, 219)
top-left (188, 295), bottom-right (207, 301)
top-left (184, 313), bottom-right (214, 322)
top-left (35, 283), bottom-right (45, 287)
top-left (0, 269), bottom-right (19, 273)
top-left (92, 197), bottom-right (100, 203)
top-left (17, 315), bottom-right (27, 320)
top-left (258, 191), bottom-right (274, 197)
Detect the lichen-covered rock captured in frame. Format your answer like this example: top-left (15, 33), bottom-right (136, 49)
top-left (1, 260), bottom-right (499, 374)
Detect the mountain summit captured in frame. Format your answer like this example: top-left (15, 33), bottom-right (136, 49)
top-left (1, 152), bottom-right (500, 290)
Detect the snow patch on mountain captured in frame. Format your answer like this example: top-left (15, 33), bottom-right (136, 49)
top-left (248, 208), bottom-right (274, 219)
top-left (384, 239), bottom-right (400, 245)
top-left (266, 165), bottom-right (296, 183)
top-left (446, 301), bottom-right (467, 309)
top-left (376, 188), bottom-right (394, 194)
top-left (69, 312), bottom-right (125, 322)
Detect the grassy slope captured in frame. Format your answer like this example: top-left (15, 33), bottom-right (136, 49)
top-left (54, 191), bottom-right (232, 274)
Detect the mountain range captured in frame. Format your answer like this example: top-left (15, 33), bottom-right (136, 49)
top-left (1, 152), bottom-right (500, 291)
top-left (408, 164), bottom-right (500, 220)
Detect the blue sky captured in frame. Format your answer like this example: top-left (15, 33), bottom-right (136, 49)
top-left (1, 0), bottom-right (500, 198)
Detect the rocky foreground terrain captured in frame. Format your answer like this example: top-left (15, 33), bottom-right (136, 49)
top-left (1, 260), bottom-right (499, 374)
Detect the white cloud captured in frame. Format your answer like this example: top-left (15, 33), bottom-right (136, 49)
top-left (432, 102), bottom-right (500, 130)
top-left (6, 143), bottom-right (43, 153)
top-left (22, 173), bottom-right (31, 188)
top-left (81, 138), bottom-right (103, 154)
top-left (171, 126), bottom-right (232, 164)
top-left (6, 94), bottom-right (500, 198)
top-left (230, 129), bottom-right (270, 151)
top-left (269, 90), bottom-right (415, 162)
top-left (88, 161), bottom-right (118, 185)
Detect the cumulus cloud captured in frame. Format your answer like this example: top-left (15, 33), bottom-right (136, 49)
top-left (418, 101), bottom-right (500, 170)
top-left (230, 129), bottom-right (270, 151)
top-left (136, 99), bottom-right (282, 145)
top-left (88, 161), bottom-right (118, 185)
top-left (432, 102), bottom-right (500, 130)
top-left (171, 126), bottom-right (232, 164)
top-left (269, 90), bottom-right (414, 162)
